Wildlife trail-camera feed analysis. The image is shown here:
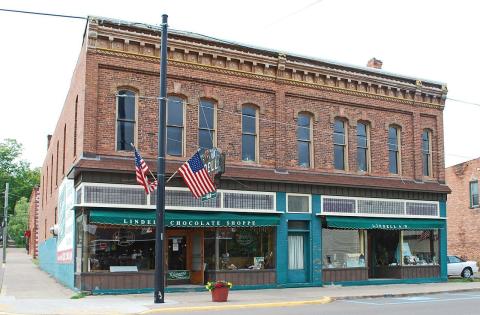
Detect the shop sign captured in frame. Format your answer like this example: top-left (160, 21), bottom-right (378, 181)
top-left (167, 270), bottom-right (190, 280)
top-left (57, 178), bottom-right (75, 264)
top-left (370, 223), bottom-right (409, 230)
top-left (123, 219), bottom-right (156, 226)
top-left (201, 191), bottom-right (217, 201)
top-left (201, 148), bottom-right (224, 176)
top-left (167, 219), bottom-right (258, 227)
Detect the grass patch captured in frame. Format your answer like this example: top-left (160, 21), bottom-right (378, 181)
top-left (32, 258), bottom-right (39, 266)
top-left (70, 292), bottom-right (89, 299)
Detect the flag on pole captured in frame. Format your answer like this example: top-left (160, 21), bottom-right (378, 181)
top-left (178, 152), bottom-right (216, 199)
top-left (134, 147), bottom-right (156, 194)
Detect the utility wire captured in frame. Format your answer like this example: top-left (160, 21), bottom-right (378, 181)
top-left (117, 94), bottom-right (476, 159)
top-left (0, 8), bottom-right (86, 20)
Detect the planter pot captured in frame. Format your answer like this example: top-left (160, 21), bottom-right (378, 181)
top-left (211, 287), bottom-right (229, 302)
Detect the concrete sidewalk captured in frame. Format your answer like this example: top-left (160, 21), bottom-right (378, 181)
top-left (1, 248), bottom-right (480, 314)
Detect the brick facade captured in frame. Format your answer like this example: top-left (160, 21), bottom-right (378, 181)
top-left (446, 158), bottom-right (480, 262)
top-left (37, 17), bottom-right (449, 243)
top-left (27, 187), bottom-right (39, 258)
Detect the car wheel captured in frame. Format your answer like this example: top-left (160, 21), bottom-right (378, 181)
top-left (462, 267), bottom-right (473, 278)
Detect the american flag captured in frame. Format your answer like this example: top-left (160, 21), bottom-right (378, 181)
top-left (134, 148), bottom-right (157, 194)
top-left (178, 152), bottom-right (216, 198)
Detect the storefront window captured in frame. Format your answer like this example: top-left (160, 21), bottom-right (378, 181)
top-left (204, 227), bottom-right (275, 271)
top-left (322, 229), bottom-right (366, 268)
top-left (402, 230), bottom-right (439, 265)
top-left (86, 225), bottom-right (156, 271)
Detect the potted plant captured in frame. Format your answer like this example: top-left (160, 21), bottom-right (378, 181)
top-left (205, 280), bottom-right (233, 302)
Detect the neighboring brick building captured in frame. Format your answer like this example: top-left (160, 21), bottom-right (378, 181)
top-left (38, 16), bottom-right (450, 293)
top-left (446, 158), bottom-right (480, 262)
top-left (27, 187), bottom-right (39, 258)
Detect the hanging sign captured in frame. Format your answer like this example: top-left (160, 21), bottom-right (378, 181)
top-left (201, 148), bottom-right (225, 176)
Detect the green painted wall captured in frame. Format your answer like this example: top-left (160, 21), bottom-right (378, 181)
top-left (311, 195), bottom-right (322, 285)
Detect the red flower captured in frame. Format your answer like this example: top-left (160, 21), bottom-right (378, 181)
top-left (215, 283), bottom-right (223, 288)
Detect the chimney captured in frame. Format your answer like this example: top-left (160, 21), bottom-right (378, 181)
top-left (367, 57), bottom-right (383, 69)
top-left (47, 135), bottom-right (52, 149)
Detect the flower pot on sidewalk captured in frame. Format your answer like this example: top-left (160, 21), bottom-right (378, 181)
top-left (211, 286), bottom-right (229, 302)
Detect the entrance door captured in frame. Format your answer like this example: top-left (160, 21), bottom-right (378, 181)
top-left (287, 233), bottom-right (309, 283)
top-left (367, 230), bottom-right (401, 279)
top-left (166, 230), bottom-right (204, 285)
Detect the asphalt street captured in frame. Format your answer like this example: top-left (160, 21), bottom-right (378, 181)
top-left (149, 291), bottom-right (480, 315)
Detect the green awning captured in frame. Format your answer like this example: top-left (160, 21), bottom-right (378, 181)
top-left (324, 216), bottom-right (445, 230)
top-left (89, 209), bottom-right (280, 227)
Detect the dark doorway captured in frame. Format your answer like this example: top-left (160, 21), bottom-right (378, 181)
top-left (368, 230), bottom-right (401, 279)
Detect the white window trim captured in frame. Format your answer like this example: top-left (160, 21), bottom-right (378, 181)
top-left (115, 90), bottom-right (138, 152)
top-left (286, 193), bottom-right (312, 213)
top-left (320, 195), bottom-right (440, 218)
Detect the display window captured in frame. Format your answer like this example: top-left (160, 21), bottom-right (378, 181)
top-left (204, 227), bottom-right (275, 271)
top-left (85, 225), bottom-right (156, 272)
top-left (402, 230), bottom-right (439, 265)
top-left (322, 229), bottom-right (366, 268)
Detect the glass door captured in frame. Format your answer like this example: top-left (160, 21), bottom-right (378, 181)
top-left (287, 233), bottom-right (309, 283)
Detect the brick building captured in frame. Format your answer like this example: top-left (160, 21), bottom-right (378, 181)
top-left (38, 16), bottom-right (450, 293)
top-left (27, 187), bottom-right (39, 258)
top-left (446, 158), bottom-right (480, 262)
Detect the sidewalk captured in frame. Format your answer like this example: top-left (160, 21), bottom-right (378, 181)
top-left (1, 248), bottom-right (480, 314)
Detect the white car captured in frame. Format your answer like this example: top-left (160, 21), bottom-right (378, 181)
top-left (447, 255), bottom-right (479, 278)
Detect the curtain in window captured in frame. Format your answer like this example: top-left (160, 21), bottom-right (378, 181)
top-left (288, 235), bottom-right (304, 270)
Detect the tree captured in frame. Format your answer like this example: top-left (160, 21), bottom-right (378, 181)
top-left (9, 197), bottom-right (29, 246)
top-left (0, 139), bottom-right (40, 215)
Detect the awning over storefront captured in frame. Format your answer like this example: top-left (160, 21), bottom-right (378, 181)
top-left (89, 209), bottom-right (280, 227)
top-left (324, 216), bottom-right (445, 230)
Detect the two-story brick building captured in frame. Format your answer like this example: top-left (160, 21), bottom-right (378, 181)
top-left (37, 16), bottom-right (450, 293)
top-left (446, 157), bottom-right (480, 263)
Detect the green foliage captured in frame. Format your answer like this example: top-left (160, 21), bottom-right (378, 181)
top-left (70, 292), bottom-right (88, 299)
top-left (9, 197), bottom-right (29, 246)
top-left (0, 139), bottom-right (40, 216)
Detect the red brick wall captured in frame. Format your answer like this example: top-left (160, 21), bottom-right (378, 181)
top-left (446, 158), bottom-right (480, 262)
top-left (28, 187), bottom-right (39, 258)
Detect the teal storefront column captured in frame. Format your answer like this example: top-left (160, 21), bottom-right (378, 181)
top-left (276, 192), bottom-right (288, 284)
top-left (439, 200), bottom-right (448, 280)
top-left (311, 195), bottom-right (322, 285)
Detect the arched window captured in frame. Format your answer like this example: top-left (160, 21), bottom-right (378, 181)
top-left (198, 99), bottom-right (216, 149)
top-left (422, 129), bottom-right (432, 177)
top-left (297, 113), bottom-right (312, 168)
top-left (242, 105), bottom-right (258, 162)
top-left (357, 122), bottom-right (370, 172)
top-left (116, 90), bottom-right (136, 151)
top-left (167, 96), bottom-right (184, 156)
top-left (388, 125), bottom-right (401, 174)
top-left (334, 119), bottom-right (347, 170)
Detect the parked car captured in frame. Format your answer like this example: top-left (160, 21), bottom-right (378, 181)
top-left (447, 255), bottom-right (479, 278)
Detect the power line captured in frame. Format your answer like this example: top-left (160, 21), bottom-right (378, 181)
top-left (0, 8), bottom-right (86, 20)
top-left (446, 97), bottom-right (480, 108)
top-left (117, 94), bottom-right (476, 159)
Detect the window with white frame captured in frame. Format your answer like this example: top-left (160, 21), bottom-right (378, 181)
top-left (167, 96), bottom-right (184, 156)
top-left (388, 125), bottom-right (401, 174)
top-left (242, 105), bottom-right (258, 162)
top-left (116, 90), bottom-right (136, 151)
top-left (357, 122), bottom-right (370, 172)
top-left (287, 194), bottom-right (311, 213)
top-left (422, 129), bottom-right (432, 177)
top-left (470, 181), bottom-right (479, 208)
top-left (334, 118), bottom-right (347, 170)
top-left (198, 99), bottom-right (216, 150)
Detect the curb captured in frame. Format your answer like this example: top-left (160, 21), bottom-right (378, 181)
top-left (332, 287), bottom-right (480, 301)
top-left (139, 296), bottom-right (332, 314)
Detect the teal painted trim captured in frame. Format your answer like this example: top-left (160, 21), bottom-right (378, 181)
top-left (285, 213), bottom-right (312, 220)
top-left (332, 277), bottom-right (444, 287)
top-left (93, 288), bottom-right (155, 295)
top-left (276, 192), bottom-right (287, 284)
top-left (311, 195), bottom-right (322, 284)
top-left (440, 221), bottom-right (448, 278)
top-left (440, 200), bottom-right (446, 218)
top-left (276, 192), bottom-right (286, 213)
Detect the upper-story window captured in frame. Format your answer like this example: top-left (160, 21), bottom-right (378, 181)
top-left (242, 105), bottom-right (258, 162)
top-left (470, 181), bottom-right (479, 208)
top-left (357, 122), bottom-right (370, 172)
top-left (388, 125), bottom-right (401, 174)
top-left (116, 90), bottom-right (136, 151)
top-left (422, 129), bottom-right (432, 177)
top-left (297, 113), bottom-right (312, 168)
top-left (198, 99), bottom-right (216, 150)
top-left (287, 194), bottom-right (311, 213)
top-left (334, 119), bottom-right (347, 170)
top-left (167, 96), bottom-right (184, 156)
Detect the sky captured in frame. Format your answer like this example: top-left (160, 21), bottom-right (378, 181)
top-left (0, 0), bottom-right (479, 168)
